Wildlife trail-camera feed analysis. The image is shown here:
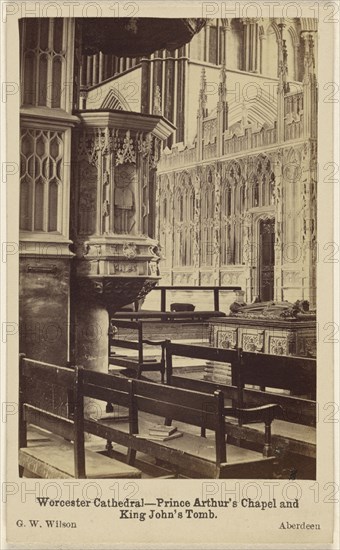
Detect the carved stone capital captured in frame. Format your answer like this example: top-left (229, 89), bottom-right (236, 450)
top-left (74, 276), bottom-right (159, 310)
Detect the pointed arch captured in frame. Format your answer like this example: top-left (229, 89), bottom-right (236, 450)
top-left (285, 26), bottom-right (299, 81)
top-left (220, 160), bottom-right (244, 265)
top-left (173, 172), bottom-right (195, 267)
top-left (262, 22), bottom-right (279, 78)
top-left (249, 154), bottom-right (276, 208)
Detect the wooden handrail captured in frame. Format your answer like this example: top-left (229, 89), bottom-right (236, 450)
top-left (150, 285), bottom-right (242, 312)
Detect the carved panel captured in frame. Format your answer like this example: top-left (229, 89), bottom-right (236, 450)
top-left (148, 262), bottom-right (159, 276)
top-left (78, 161), bottom-right (97, 235)
top-left (283, 271), bottom-right (300, 285)
top-left (75, 277), bottom-right (158, 310)
top-left (203, 118), bottom-right (217, 145)
top-left (122, 242), bottom-right (137, 258)
top-left (242, 331), bottom-right (264, 352)
top-left (113, 262), bottom-right (139, 274)
top-left (216, 329), bottom-right (237, 350)
top-left (173, 272), bottom-right (195, 285)
top-left (200, 271), bottom-right (214, 285)
top-left (116, 129), bottom-right (136, 165)
top-left (269, 336), bottom-right (287, 355)
top-left (297, 334), bottom-right (317, 358)
top-left (221, 271), bottom-right (242, 285)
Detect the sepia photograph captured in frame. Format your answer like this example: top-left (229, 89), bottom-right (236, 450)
top-left (17, 13), bottom-right (317, 481)
top-left (2, 2), bottom-right (338, 547)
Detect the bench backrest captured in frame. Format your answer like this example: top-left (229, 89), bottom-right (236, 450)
top-left (81, 369), bottom-right (226, 465)
top-left (165, 343), bottom-right (317, 427)
top-left (166, 342), bottom-right (240, 402)
top-left (109, 319), bottom-right (144, 363)
top-left (82, 368), bottom-right (132, 413)
top-left (240, 351), bottom-right (316, 396)
top-left (132, 378), bottom-right (223, 431)
top-left (82, 369), bottom-right (224, 432)
top-left (19, 355), bottom-right (86, 477)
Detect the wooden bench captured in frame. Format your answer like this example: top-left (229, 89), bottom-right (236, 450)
top-left (83, 370), bottom-right (278, 479)
top-left (19, 355), bottom-right (141, 479)
top-left (165, 343), bottom-right (317, 463)
top-left (109, 319), bottom-right (167, 382)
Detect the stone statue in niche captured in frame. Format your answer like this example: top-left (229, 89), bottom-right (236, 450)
top-left (114, 164), bottom-right (136, 234)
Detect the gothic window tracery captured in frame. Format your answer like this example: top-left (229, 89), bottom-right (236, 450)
top-left (174, 174), bottom-right (195, 267)
top-left (20, 129), bottom-right (63, 232)
top-left (159, 177), bottom-right (173, 268)
top-left (21, 18), bottom-right (67, 109)
top-left (201, 168), bottom-right (215, 266)
top-left (251, 157), bottom-right (275, 208)
top-left (286, 26), bottom-right (298, 82)
top-left (220, 162), bottom-right (244, 265)
top-left (263, 23), bottom-right (279, 78)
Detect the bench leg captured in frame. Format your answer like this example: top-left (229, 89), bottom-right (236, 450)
top-left (200, 427), bottom-right (206, 438)
top-left (263, 422), bottom-right (273, 457)
top-left (127, 448), bottom-right (137, 466)
top-left (19, 465), bottom-right (24, 478)
top-left (106, 440), bottom-right (114, 457)
top-left (136, 365), bottom-right (142, 380)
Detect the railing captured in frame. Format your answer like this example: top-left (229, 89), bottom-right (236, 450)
top-left (149, 285), bottom-right (241, 312)
top-left (158, 144), bottom-right (197, 170)
top-left (284, 92), bottom-right (303, 116)
top-left (203, 141), bottom-right (217, 159)
top-left (285, 114), bottom-right (304, 140)
top-left (223, 133), bottom-right (248, 155)
top-left (159, 89), bottom-right (304, 170)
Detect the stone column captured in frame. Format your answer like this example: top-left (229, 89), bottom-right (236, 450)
top-left (221, 19), bottom-right (231, 66)
top-left (204, 21), bottom-right (211, 62)
top-left (277, 24), bottom-right (286, 143)
top-left (73, 294), bottom-right (109, 374)
top-left (259, 31), bottom-right (265, 74)
top-left (300, 143), bottom-right (316, 306)
top-left (242, 19), bottom-right (259, 72)
top-left (141, 57), bottom-right (150, 114)
top-left (302, 32), bottom-right (317, 139)
top-left (213, 169), bottom-right (221, 285)
top-left (242, 19), bottom-right (250, 71)
top-left (193, 173), bottom-right (201, 284)
top-left (197, 68), bottom-right (207, 161)
top-left (273, 151), bottom-right (283, 301)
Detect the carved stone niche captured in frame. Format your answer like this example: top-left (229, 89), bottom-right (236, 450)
top-left (72, 110), bottom-right (175, 311)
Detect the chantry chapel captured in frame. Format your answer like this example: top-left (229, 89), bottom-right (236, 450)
top-left (19, 17), bottom-right (317, 367)
top-left (82, 18), bottom-right (317, 307)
